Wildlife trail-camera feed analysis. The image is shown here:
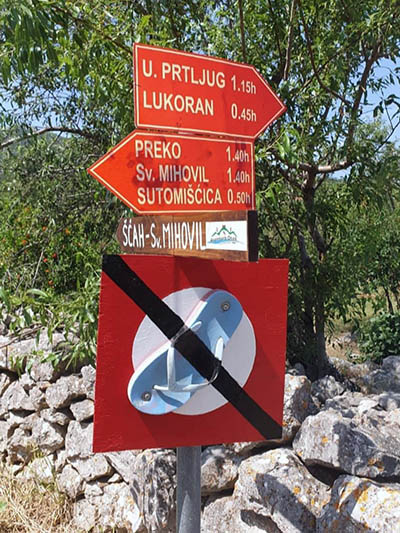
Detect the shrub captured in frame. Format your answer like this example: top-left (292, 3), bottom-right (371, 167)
top-left (358, 311), bottom-right (400, 364)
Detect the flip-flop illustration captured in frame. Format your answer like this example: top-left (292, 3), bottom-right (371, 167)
top-left (127, 289), bottom-right (243, 415)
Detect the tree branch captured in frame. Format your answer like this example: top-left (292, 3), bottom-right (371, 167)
top-left (238, 0), bottom-right (247, 62)
top-left (1, 126), bottom-right (98, 150)
top-left (49, 4), bottom-right (131, 55)
top-left (298, 0), bottom-right (351, 105)
top-left (283, 0), bottom-right (298, 80)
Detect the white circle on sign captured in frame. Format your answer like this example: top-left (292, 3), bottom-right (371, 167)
top-left (132, 287), bottom-right (256, 416)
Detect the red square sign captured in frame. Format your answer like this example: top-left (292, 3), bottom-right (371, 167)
top-left (93, 255), bottom-right (288, 452)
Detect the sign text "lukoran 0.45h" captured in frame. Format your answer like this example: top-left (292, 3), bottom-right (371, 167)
top-left (134, 43), bottom-right (286, 140)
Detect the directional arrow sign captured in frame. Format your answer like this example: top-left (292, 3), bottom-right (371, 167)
top-left (134, 43), bottom-right (286, 139)
top-left (88, 130), bottom-right (254, 214)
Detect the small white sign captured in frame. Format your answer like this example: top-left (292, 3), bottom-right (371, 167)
top-left (205, 221), bottom-right (248, 251)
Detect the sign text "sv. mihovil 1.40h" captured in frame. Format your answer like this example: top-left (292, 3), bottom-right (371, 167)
top-left (134, 43), bottom-right (286, 139)
top-left (88, 130), bottom-right (254, 214)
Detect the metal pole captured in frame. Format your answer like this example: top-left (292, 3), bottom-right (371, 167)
top-left (176, 445), bottom-right (201, 533)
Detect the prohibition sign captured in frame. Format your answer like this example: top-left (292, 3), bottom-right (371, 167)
top-left (93, 255), bottom-right (288, 452)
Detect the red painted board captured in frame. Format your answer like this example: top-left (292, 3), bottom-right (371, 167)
top-left (134, 43), bottom-right (286, 140)
top-left (88, 130), bottom-right (254, 214)
top-left (93, 255), bottom-right (288, 452)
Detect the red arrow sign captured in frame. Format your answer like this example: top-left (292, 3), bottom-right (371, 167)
top-left (87, 130), bottom-right (254, 214)
top-left (134, 43), bottom-right (286, 139)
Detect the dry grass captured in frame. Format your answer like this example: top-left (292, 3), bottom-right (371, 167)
top-left (0, 462), bottom-right (75, 533)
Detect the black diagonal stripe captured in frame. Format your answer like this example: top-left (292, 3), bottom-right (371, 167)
top-left (102, 255), bottom-right (282, 440)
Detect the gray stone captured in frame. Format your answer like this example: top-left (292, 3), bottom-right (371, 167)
top-left (73, 499), bottom-right (97, 532)
top-left (293, 408), bottom-right (400, 478)
top-left (65, 420), bottom-right (93, 459)
top-left (70, 455), bottom-right (113, 482)
top-left (45, 374), bottom-right (86, 409)
top-left (69, 398), bottom-right (94, 422)
top-left (324, 391), bottom-right (373, 418)
top-left (203, 448), bottom-right (329, 533)
top-left (1, 381), bottom-right (34, 411)
top-left (361, 356), bottom-right (400, 394)
top-left (57, 463), bottom-right (85, 498)
top-left (0, 420), bottom-right (10, 453)
top-left (378, 391), bottom-right (400, 411)
top-left (29, 360), bottom-right (60, 382)
top-left (201, 445), bottom-right (241, 494)
top-left (19, 372), bottom-right (35, 391)
top-left (8, 427), bottom-right (36, 463)
top-left (84, 481), bottom-right (104, 498)
top-left (317, 475), bottom-right (400, 532)
top-left (131, 449), bottom-right (176, 532)
top-left (81, 365), bottom-right (96, 400)
top-left (0, 331), bottom-right (66, 371)
top-left (105, 450), bottom-right (141, 484)
top-left (29, 386), bottom-right (48, 410)
top-left (40, 407), bottom-right (71, 426)
top-left (311, 375), bottom-right (346, 408)
top-left (231, 374), bottom-right (314, 455)
top-left (7, 411), bottom-right (38, 431)
top-left (74, 483), bottom-right (144, 532)
top-left (31, 417), bottom-right (65, 453)
top-left (55, 449), bottom-right (69, 473)
top-left (23, 456), bottom-right (55, 484)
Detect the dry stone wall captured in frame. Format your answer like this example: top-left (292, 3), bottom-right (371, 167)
top-left (1, 331), bottom-right (400, 532)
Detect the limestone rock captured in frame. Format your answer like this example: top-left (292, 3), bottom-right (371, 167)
top-left (362, 356), bottom-right (400, 394)
top-left (293, 408), bottom-right (400, 478)
top-left (329, 356), bottom-right (378, 389)
top-left (131, 449), bottom-right (176, 532)
top-left (201, 445), bottom-right (241, 494)
top-left (29, 386), bottom-right (49, 410)
top-left (57, 463), bottom-right (85, 498)
top-left (8, 427), bottom-right (36, 463)
top-left (1, 381), bottom-right (34, 411)
top-left (31, 418), bottom-right (65, 453)
top-left (70, 455), bottom-right (113, 482)
top-left (23, 455), bottom-right (55, 484)
top-left (105, 450), bottom-right (141, 484)
top-left (0, 420), bottom-right (10, 453)
top-left (236, 449), bottom-right (329, 532)
top-left (203, 448), bottom-right (329, 532)
top-left (311, 375), bottom-right (346, 408)
top-left (74, 483), bottom-right (144, 532)
top-left (70, 398), bottom-right (94, 422)
top-left (231, 373), bottom-right (314, 455)
top-left (29, 360), bottom-right (60, 382)
top-left (45, 374), bottom-right (86, 409)
top-left (7, 411), bottom-right (38, 431)
top-left (65, 421), bottom-right (93, 459)
top-left (81, 365), bottom-right (96, 400)
top-left (317, 475), bottom-right (400, 532)
top-left (40, 407), bottom-right (71, 426)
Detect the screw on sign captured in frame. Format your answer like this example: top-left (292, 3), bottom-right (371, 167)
top-left (87, 130), bottom-right (255, 214)
top-left (134, 43), bottom-right (286, 139)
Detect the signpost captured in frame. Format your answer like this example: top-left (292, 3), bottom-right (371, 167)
top-left (134, 43), bottom-right (286, 139)
top-left (89, 42), bottom-right (287, 533)
top-left (88, 130), bottom-right (254, 214)
top-left (116, 210), bottom-right (258, 261)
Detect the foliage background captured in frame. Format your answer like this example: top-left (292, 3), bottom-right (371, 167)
top-left (1, 0), bottom-right (400, 375)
